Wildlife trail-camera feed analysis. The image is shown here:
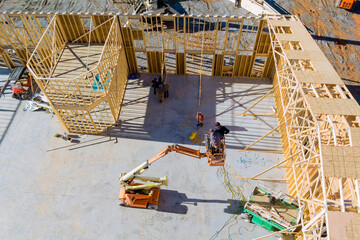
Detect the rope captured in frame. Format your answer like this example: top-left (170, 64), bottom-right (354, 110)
top-left (209, 165), bottom-right (254, 240)
top-left (220, 165), bottom-right (247, 204)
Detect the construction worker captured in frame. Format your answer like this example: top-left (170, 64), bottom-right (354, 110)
top-left (214, 122), bottom-right (230, 138)
top-left (209, 128), bottom-right (221, 153)
top-left (164, 83), bottom-right (169, 98)
top-left (156, 83), bottom-right (165, 104)
top-left (151, 77), bottom-right (160, 95)
top-left (12, 82), bottom-right (27, 99)
top-left (196, 112), bottom-right (204, 127)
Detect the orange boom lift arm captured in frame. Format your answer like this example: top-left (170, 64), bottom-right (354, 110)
top-left (119, 136), bottom-right (226, 209)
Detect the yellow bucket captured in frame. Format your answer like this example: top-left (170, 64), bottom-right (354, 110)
top-left (189, 132), bottom-right (196, 140)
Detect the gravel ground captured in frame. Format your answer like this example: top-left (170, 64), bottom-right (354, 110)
top-left (0, 0), bottom-right (251, 17)
top-left (274, 0), bottom-right (360, 85)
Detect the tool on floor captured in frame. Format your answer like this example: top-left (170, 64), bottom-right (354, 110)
top-left (189, 112), bottom-right (204, 140)
top-left (54, 132), bottom-right (73, 142)
top-left (119, 135), bottom-right (226, 209)
top-left (189, 131), bottom-right (197, 140)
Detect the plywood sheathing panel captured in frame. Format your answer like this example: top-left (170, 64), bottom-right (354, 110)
top-left (121, 27), bottom-right (138, 73)
top-left (56, 15), bottom-right (86, 42)
top-left (270, 18), bottom-right (344, 84)
top-left (176, 53), bottom-right (185, 75)
top-left (212, 54), bottom-right (224, 76)
top-left (293, 70), bottom-right (343, 84)
top-left (270, 20), bottom-right (321, 50)
top-left (322, 145), bottom-right (360, 178)
top-left (327, 212), bottom-right (360, 240)
top-left (146, 51), bottom-right (164, 73)
top-left (284, 49), bottom-right (337, 70)
top-left (350, 128), bottom-right (360, 146)
top-left (306, 97), bottom-right (360, 115)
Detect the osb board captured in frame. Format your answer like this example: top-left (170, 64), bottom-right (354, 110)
top-left (306, 97), bottom-right (360, 116)
top-left (268, 19), bottom-right (294, 27)
top-left (53, 43), bottom-right (104, 79)
top-left (322, 145), bottom-right (360, 178)
top-left (327, 211), bottom-right (360, 240)
top-left (350, 128), bottom-right (360, 146)
top-left (271, 19), bottom-right (345, 86)
top-left (269, 19), bottom-right (319, 51)
top-left (284, 50), bottom-right (323, 61)
top-left (285, 49), bottom-right (336, 72)
top-left (293, 70), bottom-right (343, 85)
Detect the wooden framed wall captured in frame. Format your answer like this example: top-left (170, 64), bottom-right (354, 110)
top-left (2, 12), bottom-right (360, 239)
top-left (118, 14), bottom-right (273, 78)
top-left (27, 16), bottom-right (128, 134)
top-left (267, 15), bottom-right (360, 239)
top-left (0, 14), bottom-right (52, 66)
top-left (0, 13), bottom-right (275, 78)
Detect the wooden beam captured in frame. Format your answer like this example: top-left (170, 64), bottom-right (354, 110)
top-left (240, 122), bottom-right (284, 151)
top-left (241, 84), bottom-right (277, 115)
top-left (252, 224), bottom-right (301, 240)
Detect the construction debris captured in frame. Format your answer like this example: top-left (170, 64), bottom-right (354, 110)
top-left (22, 93), bottom-right (53, 113)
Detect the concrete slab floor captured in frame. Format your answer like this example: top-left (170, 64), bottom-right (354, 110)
top-left (0, 73), bottom-right (287, 239)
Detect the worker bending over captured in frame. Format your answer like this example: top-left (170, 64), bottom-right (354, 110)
top-left (209, 129), bottom-right (222, 148)
top-left (214, 122), bottom-right (230, 137)
top-left (208, 122), bottom-right (230, 153)
top-left (12, 82), bottom-right (27, 99)
top-left (196, 112), bottom-right (204, 127)
top-left (156, 83), bottom-right (165, 104)
top-left (151, 77), bottom-right (160, 95)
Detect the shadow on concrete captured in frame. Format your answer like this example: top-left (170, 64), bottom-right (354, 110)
top-left (0, 69), bottom-right (11, 74)
top-left (106, 74), bottom-right (280, 151)
top-left (157, 190), bottom-right (188, 214)
top-left (158, 189), bottom-right (240, 215)
top-left (0, 105), bottom-right (20, 146)
top-left (312, 35), bottom-right (360, 46)
top-left (224, 199), bottom-right (245, 214)
top-left (46, 136), bottom-right (113, 152)
top-left (0, 70), bottom-right (21, 146)
top-left (264, 0), bottom-right (291, 14)
top-left (343, 78), bottom-right (360, 85)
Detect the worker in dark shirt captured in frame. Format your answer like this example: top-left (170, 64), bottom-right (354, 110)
top-left (151, 77), bottom-right (160, 95)
top-left (214, 122), bottom-right (230, 137)
top-left (209, 129), bottom-right (221, 147)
